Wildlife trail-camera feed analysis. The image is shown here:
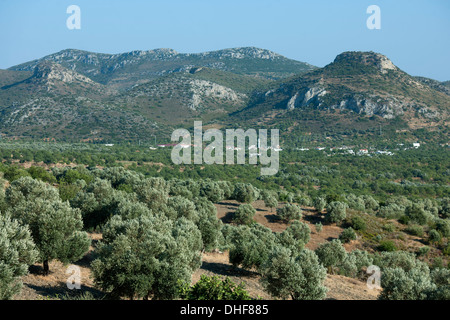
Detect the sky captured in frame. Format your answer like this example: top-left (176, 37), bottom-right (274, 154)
top-left (0, 0), bottom-right (449, 81)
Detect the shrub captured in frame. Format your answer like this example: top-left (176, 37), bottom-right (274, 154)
top-left (325, 201), bottom-right (347, 224)
top-left (0, 214), bottom-right (38, 299)
top-left (315, 222), bottom-right (323, 233)
top-left (435, 219), bottom-right (450, 238)
top-left (276, 204), bottom-right (302, 223)
top-left (92, 215), bottom-right (203, 300)
top-left (378, 240), bottom-right (397, 252)
top-left (406, 224), bottom-right (424, 237)
top-left (233, 204), bottom-right (256, 225)
top-left (260, 247), bottom-right (328, 300)
top-left (428, 229), bottom-right (441, 243)
top-left (232, 183), bottom-right (257, 204)
top-left (179, 275), bottom-right (251, 300)
top-left (351, 216), bottom-right (366, 231)
top-left (313, 197), bottom-right (326, 213)
top-left (277, 221), bottom-right (310, 254)
top-left (378, 266), bottom-right (435, 300)
top-left (382, 223), bottom-right (396, 232)
top-left (226, 224), bottom-right (277, 271)
top-left (264, 194), bottom-right (278, 213)
top-left (315, 239), bottom-right (347, 273)
top-left (339, 227), bottom-right (357, 243)
top-left (405, 203), bottom-right (431, 226)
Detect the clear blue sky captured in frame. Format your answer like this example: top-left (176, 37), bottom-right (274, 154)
top-left (1, 0), bottom-right (449, 80)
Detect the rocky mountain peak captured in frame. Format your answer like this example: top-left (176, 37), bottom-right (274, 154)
top-left (332, 51), bottom-right (397, 73)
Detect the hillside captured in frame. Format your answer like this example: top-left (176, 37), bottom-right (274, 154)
top-left (118, 67), bottom-right (273, 125)
top-left (9, 47), bottom-right (315, 90)
top-left (228, 51), bottom-right (450, 145)
top-left (1, 49), bottom-right (449, 144)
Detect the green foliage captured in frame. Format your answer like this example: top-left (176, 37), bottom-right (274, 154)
top-left (428, 229), bottom-right (442, 244)
top-left (315, 239), bottom-right (347, 273)
top-left (225, 224), bottom-right (277, 271)
top-left (92, 215), bottom-right (203, 300)
top-left (276, 221), bottom-right (310, 254)
top-left (260, 246), bottom-right (328, 300)
top-left (179, 275), bottom-right (251, 300)
top-left (233, 204), bottom-right (256, 225)
top-left (325, 201), bottom-right (347, 224)
top-left (276, 204), bottom-right (302, 223)
top-left (313, 197), bottom-right (326, 212)
top-left (5, 177), bottom-right (90, 274)
top-left (350, 216), bottom-right (366, 231)
top-left (339, 227), bottom-right (357, 243)
top-left (405, 203), bottom-right (432, 226)
top-left (232, 183), bottom-right (257, 204)
top-left (0, 213), bottom-right (38, 299)
top-left (406, 224), bottom-right (424, 237)
top-left (193, 197), bottom-right (222, 251)
top-left (70, 178), bottom-right (129, 230)
top-left (378, 240), bottom-right (397, 252)
top-left (315, 222), bottom-right (323, 233)
top-left (379, 266), bottom-right (435, 300)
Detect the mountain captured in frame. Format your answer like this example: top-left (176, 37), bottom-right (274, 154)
top-left (0, 62), bottom-right (157, 141)
top-left (9, 47), bottom-right (315, 90)
top-left (1, 49), bottom-right (448, 144)
top-left (118, 67), bottom-right (272, 125)
top-left (232, 51), bottom-right (449, 127)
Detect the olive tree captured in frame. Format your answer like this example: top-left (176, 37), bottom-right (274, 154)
top-left (6, 177), bottom-right (90, 274)
top-left (315, 239), bottom-right (347, 273)
top-left (276, 204), bottom-right (302, 223)
top-left (193, 197), bottom-right (223, 251)
top-left (277, 221), bottom-right (310, 254)
top-left (232, 183), bottom-right (257, 204)
top-left (325, 201), bottom-right (347, 224)
top-left (92, 215), bottom-right (203, 300)
top-left (233, 204), bottom-right (256, 225)
top-left (0, 214), bottom-right (38, 299)
top-left (260, 246), bottom-right (327, 300)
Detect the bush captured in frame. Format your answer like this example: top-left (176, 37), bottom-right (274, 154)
top-left (0, 214), bottom-right (38, 299)
top-left (92, 215), bottom-right (203, 300)
top-left (276, 204), bottom-right (302, 223)
top-left (382, 223), bottom-right (396, 232)
top-left (226, 224), bottom-right (277, 271)
top-left (350, 216), bottom-right (366, 231)
top-left (179, 275), bottom-right (251, 300)
top-left (379, 266), bottom-right (435, 300)
top-left (406, 224), bottom-right (424, 237)
top-left (339, 227), bottom-right (357, 243)
top-left (315, 222), bottom-right (323, 233)
top-left (233, 204), bottom-right (256, 225)
top-left (277, 221), bottom-right (310, 254)
top-left (325, 201), bottom-right (347, 224)
top-left (232, 183), bottom-right (257, 204)
top-left (435, 219), bottom-right (450, 238)
top-left (405, 203), bottom-right (431, 225)
top-left (428, 229), bottom-right (442, 243)
top-left (315, 239), bottom-right (347, 273)
top-left (263, 194), bottom-right (278, 213)
top-left (260, 247), bottom-right (328, 300)
top-left (313, 197), bottom-right (326, 213)
top-left (377, 240), bottom-right (397, 252)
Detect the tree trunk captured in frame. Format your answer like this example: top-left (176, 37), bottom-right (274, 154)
top-left (43, 260), bottom-right (49, 275)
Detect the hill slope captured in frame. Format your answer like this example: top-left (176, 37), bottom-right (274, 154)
top-left (9, 47), bottom-right (315, 90)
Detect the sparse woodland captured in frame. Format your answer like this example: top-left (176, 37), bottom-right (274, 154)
top-left (0, 143), bottom-right (448, 300)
